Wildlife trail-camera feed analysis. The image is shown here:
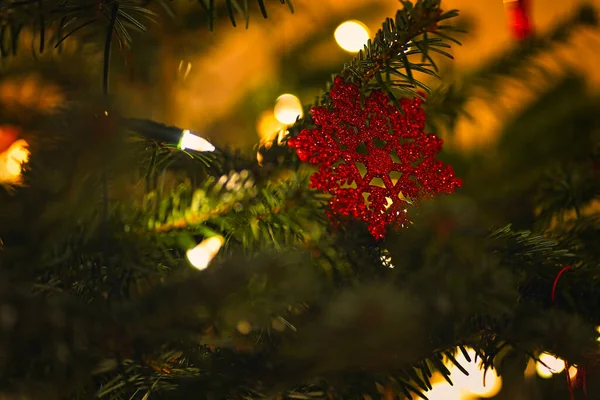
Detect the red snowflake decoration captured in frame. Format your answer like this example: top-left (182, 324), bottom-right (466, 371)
top-left (288, 77), bottom-right (461, 239)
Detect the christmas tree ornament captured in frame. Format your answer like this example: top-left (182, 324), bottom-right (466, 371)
top-left (504, 0), bottom-right (533, 40)
top-left (288, 77), bottom-right (461, 239)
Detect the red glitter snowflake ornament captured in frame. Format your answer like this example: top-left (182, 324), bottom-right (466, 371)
top-left (288, 77), bottom-right (461, 239)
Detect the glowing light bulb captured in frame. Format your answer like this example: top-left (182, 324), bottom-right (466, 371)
top-left (448, 348), bottom-right (503, 398)
top-left (178, 130), bottom-right (215, 152)
top-left (186, 235), bottom-right (224, 270)
top-left (535, 353), bottom-right (565, 379)
top-left (274, 94), bottom-right (303, 125)
top-left (569, 365), bottom-right (578, 380)
top-left (334, 20), bottom-right (370, 53)
top-left (425, 382), bottom-right (463, 400)
top-left (0, 139), bottom-right (29, 184)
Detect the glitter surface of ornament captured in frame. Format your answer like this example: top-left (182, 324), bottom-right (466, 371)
top-left (288, 77), bottom-right (461, 239)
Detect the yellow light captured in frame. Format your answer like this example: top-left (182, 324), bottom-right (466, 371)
top-left (425, 382), bottom-right (463, 400)
top-left (448, 348), bottom-right (503, 398)
top-left (569, 365), bottom-right (578, 380)
top-left (179, 130), bottom-right (215, 152)
top-left (0, 139), bottom-right (29, 185)
top-left (334, 20), bottom-right (370, 53)
top-left (463, 372), bottom-right (502, 398)
top-left (535, 353), bottom-right (565, 379)
top-left (274, 94), bottom-right (303, 125)
top-left (186, 235), bottom-right (224, 270)
top-left (256, 110), bottom-right (286, 143)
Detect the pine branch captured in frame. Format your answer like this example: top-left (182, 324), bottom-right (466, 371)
top-left (142, 170), bottom-right (328, 250)
top-left (0, 0), bottom-right (293, 59)
top-left (320, 0), bottom-right (459, 106)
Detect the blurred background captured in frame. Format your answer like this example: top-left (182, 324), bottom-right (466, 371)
top-left (111, 0), bottom-right (600, 157)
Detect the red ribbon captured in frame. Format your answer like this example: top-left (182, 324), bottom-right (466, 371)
top-left (551, 265), bottom-right (588, 400)
top-left (504, 0), bottom-right (533, 40)
top-left (551, 265), bottom-right (572, 303)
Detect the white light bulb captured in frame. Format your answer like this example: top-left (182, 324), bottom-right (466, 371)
top-left (334, 20), bottom-right (370, 53)
top-left (186, 236), bottom-right (224, 270)
top-left (179, 130), bottom-right (215, 152)
top-left (274, 94), bottom-right (303, 125)
top-left (536, 353), bottom-right (565, 378)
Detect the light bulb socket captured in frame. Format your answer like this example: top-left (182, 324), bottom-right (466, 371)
top-left (123, 118), bottom-right (214, 152)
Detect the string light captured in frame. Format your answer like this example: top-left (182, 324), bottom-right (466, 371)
top-left (123, 119), bottom-right (215, 152)
top-left (447, 347), bottom-right (503, 398)
top-left (178, 130), bottom-right (215, 152)
top-left (274, 94), bottom-right (303, 125)
top-left (186, 235), bottom-right (224, 270)
top-left (535, 352), bottom-right (565, 379)
top-left (425, 382), bottom-right (463, 400)
top-left (334, 20), bottom-right (370, 53)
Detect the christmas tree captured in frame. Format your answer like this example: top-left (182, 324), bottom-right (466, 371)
top-left (0, 0), bottom-right (599, 399)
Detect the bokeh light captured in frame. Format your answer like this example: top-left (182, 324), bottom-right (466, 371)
top-left (535, 352), bottom-right (565, 379)
top-left (0, 139), bottom-right (29, 185)
top-left (426, 381), bottom-right (463, 400)
top-left (447, 347), bottom-right (503, 398)
top-left (334, 20), bottom-right (370, 52)
top-left (274, 94), bottom-right (303, 125)
top-left (257, 110), bottom-right (287, 143)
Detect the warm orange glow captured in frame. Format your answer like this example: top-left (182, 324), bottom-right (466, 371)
top-left (0, 139), bottom-right (29, 185)
top-left (445, 347), bottom-right (503, 398)
top-left (257, 110), bottom-right (286, 143)
top-left (536, 353), bottom-right (565, 378)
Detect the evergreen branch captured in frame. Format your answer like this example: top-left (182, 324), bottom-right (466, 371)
top-left (339, 1), bottom-right (459, 98)
top-left (198, 0), bottom-right (293, 30)
top-left (0, 0), bottom-right (293, 60)
top-left (144, 169), bottom-right (259, 232)
top-left (142, 169), bottom-right (328, 251)
top-left (488, 225), bottom-right (575, 269)
top-left (290, 0), bottom-right (461, 138)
